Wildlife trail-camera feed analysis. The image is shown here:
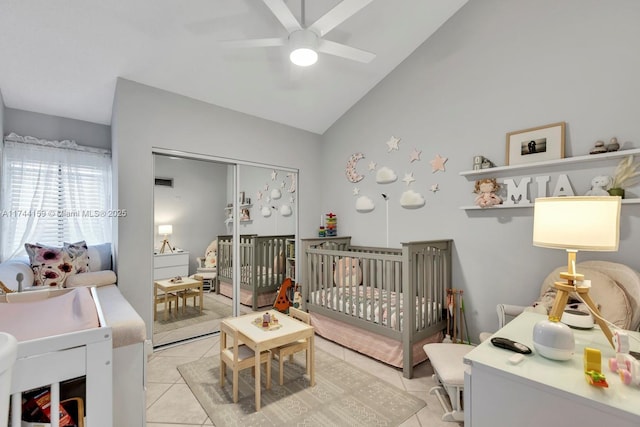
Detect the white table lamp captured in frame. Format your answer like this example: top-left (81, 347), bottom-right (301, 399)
top-left (532, 196), bottom-right (621, 360)
top-left (158, 224), bottom-right (174, 254)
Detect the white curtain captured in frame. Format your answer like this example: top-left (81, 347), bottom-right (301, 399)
top-left (1, 133), bottom-right (112, 260)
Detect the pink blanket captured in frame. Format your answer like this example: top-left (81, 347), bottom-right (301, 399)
top-left (0, 288), bottom-right (99, 342)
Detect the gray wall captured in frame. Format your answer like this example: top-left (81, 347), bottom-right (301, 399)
top-left (112, 78), bottom-right (321, 339)
top-left (234, 165), bottom-right (297, 236)
top-left (153, 155), bottom-right (228, 273)
top-left (4, 108), bottom-right (110, 150)
top-left (321, 0), bottom-right (640, 342)
top-left (0, 90), bottom-right (4, 139)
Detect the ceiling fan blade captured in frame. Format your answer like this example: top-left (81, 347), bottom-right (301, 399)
top-left (262, 0), bottom-right (302, 33)
top-left (317, 39), bottom-right (376, 63)
top-left (309, 0), bottom-right (374, 37)
top-left (219, 38), bottom-right (286, 48)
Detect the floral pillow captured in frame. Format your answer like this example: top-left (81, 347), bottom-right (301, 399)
top-left (64, 240), bottom-right (90, 273)
top-left (25, 243), bottom-right (75, 288)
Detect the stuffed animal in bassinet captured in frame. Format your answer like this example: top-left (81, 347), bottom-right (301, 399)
top-left (585, 175), bottom-right (613, 196)
top-left (474, 178), bottom-right (503, 208)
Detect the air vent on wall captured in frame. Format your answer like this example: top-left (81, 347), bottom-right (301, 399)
top-left (155, 177), bottom-right (173, 187)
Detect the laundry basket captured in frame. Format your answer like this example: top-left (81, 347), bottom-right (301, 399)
top-left (0, 332), bottom-right (18, 426)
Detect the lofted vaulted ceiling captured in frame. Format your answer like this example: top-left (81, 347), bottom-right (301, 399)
top-left (0, 0), bottom-right (467, 134)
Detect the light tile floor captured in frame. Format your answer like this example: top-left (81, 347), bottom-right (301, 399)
top-left (146, 333), bottom-right (463, 426)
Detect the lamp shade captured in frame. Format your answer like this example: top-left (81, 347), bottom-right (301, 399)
top-left (533, 196), bottom-right (621, 251)
top-left (158, 224), bottom-right (173, 236)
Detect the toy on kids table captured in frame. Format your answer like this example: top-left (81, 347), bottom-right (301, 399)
top-left (584, 175), bottom-right (613, 196)
top-left (474, 178), bottom-right (503, 208)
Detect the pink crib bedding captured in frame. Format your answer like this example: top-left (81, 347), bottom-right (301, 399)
top-left (309, 286), bottom-right (438, 330)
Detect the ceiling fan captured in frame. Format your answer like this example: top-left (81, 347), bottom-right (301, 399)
top-left (220, 0), bottom-right (376, 67)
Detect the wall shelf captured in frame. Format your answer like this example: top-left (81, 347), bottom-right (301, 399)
top-left (459, 148), bottom-right (640, 177)
top-left (461, 198), bottom-right (640, 210)
top-left (460, 148), bottom-right (640, 210)
top-left (225, 203), bottom-right (253, 210)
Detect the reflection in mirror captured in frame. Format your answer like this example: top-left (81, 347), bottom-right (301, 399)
top-left (152, 153), bottom-right (297, 348)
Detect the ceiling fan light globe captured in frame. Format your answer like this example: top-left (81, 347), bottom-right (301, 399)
top-left (289, 29), bottom-right (318, 67)
top-left (290, 48), bottom-right (317, 66)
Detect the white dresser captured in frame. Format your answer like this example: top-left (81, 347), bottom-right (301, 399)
top-left (153, 251), bottom-right (189, 280)
top-left (464, 311), bottom-right (640, 427)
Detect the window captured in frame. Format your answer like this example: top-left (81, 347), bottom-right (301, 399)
top-left (1, 134), bottom-right (112, 260)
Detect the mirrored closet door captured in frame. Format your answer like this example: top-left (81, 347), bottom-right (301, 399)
top-left (152, 153), bottom-right (298, 348)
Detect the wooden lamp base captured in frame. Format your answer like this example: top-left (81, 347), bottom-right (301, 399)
top-left (159, 238), bottom-right (173, 254)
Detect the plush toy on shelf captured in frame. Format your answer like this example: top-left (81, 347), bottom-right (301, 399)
top-left (474, 178), bottom-right (503, 208)
top-left (584, 175), bottom-right (613, 196)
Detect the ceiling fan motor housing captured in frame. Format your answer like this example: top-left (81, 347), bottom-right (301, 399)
top-left (289, 29), bottom-right (319, 66)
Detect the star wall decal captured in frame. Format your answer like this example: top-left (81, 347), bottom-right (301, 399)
top-left (271, 170), bottom-right (277, 181)
top-left (386, 136), bottom-right (401, 152)
top-left (353, 187), bottom-right (360, 195)
top-left (289, 196), bottom-right (295, 203)
top-left (256, 191), bottom-right (263, 200)
top-left (280, 181), bottom-right (285, 188)
top-left (264, 183), bottom-right (269, 191)
top-left (402, 173), bottom-right (415, 186)
top-left (430, 184), bottom-right (440, 193)
top-left (409, 148), bottom-right (422, 163)
top-left (368, 161), bottom-right (377, 171)
top-left (430, 154), bottom-right (448, 173)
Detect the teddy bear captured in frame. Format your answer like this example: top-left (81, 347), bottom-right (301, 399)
top-left (203, 240), bottom-right (217, 268)
top-left (584, 175), bottom-right (612, 196)
top-left (474, 178), bottom-right (503, 207)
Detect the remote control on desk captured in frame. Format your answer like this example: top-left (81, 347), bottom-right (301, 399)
top-left (491, 337), bottom-right (532, 354)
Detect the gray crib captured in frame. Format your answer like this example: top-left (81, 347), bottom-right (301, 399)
top-left (217, 234), bottom-right (293, 310)
top-left (302, 237), bottom-right (452, 378)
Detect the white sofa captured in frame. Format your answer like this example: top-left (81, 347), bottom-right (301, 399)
top-left (0, 243), bottom-right (147, 426)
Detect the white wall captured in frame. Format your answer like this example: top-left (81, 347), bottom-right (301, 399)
top-left (153, 155), bottom-right (227, 273)
top-left (112, 78), bottom-right (321, 338)
top-left (321, 0), bottom-right (640, 342)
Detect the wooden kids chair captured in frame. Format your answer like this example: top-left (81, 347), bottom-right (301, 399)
top-left (219, 322), bottom-right (271, 403)
top-left (271, 307), bottom-right (311, 385)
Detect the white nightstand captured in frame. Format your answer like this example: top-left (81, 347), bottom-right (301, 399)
top-left (153, 251), bottom-right (189, 280)
top-left (464, 311), bottom-right (640, 427)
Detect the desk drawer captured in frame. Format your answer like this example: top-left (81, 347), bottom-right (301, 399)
top-left (154, 253), bottom-right (188, 268)
top-left (154, 252), bottom-right (189, 280)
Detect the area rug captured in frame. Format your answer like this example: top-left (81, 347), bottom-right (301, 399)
top-left (177, 349), bottom-right (425, 427)
top-left (154, 295), bottom-right (232, 334)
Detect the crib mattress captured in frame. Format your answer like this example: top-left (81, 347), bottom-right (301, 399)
top-left (309, 286), bottom-right (438, 330)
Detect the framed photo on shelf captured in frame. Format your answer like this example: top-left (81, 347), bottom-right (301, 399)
top-left (506, 122), bottom-right (566, 166)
